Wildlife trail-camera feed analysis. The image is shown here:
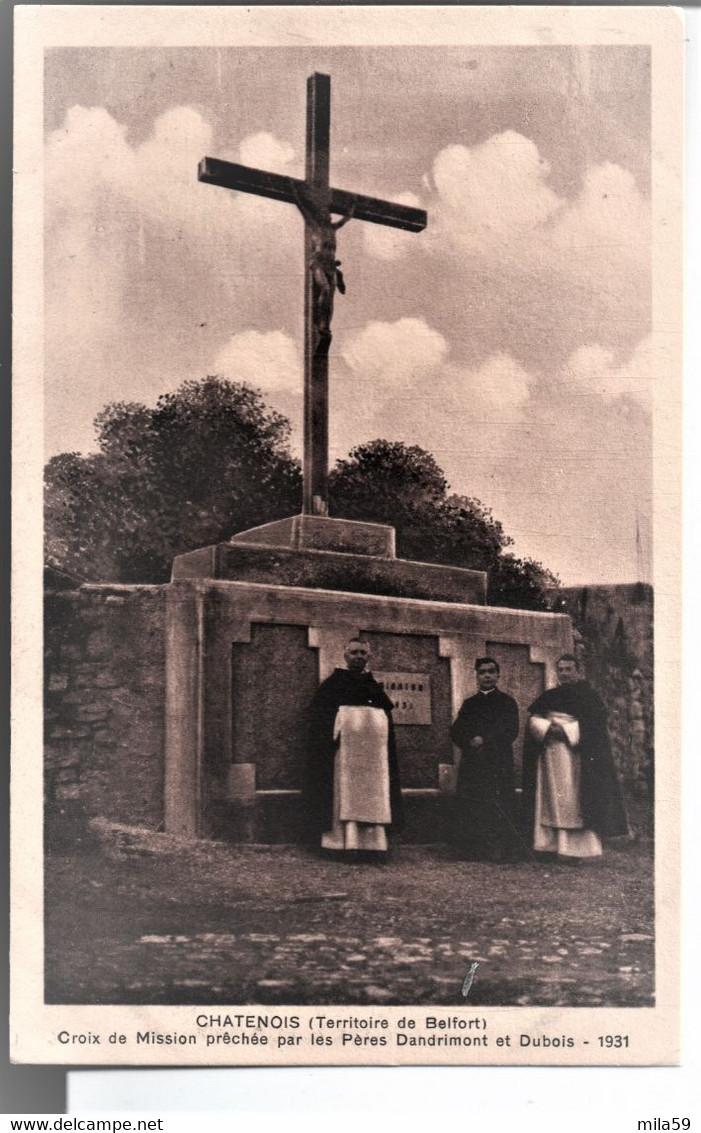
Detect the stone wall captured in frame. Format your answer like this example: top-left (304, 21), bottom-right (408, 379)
top-left (549, 584), bottom-right (653, 794)
top-left (44, 584), bottom-right (167, 841)
top-left (44, 580), bottom-right (652, 840)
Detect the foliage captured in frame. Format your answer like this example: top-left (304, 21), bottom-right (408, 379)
top-left (45, 377), bottom-right (301, 582)
top-left (329, 441), bottom-right (503, 565)
top-left (486, 553), bottom-right (560, 610)
top-left (329, 439), bottom-right (558, 608)
top-left (45, 385), bottom-right (558, 608)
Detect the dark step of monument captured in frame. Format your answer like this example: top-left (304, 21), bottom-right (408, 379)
top-left (231, 515), bottom-right (396, 558)
top-left (172, 515), bottom-right (486, 606)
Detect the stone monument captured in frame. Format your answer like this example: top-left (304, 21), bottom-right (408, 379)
top-left (164, 73), bottom-right (572, 842)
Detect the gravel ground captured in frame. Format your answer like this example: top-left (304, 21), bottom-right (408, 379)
top-left (45, 826), bottom-right (653, 1007)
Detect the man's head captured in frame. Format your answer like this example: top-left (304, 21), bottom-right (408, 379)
top-left (475, 656), bottom-right (500, 692)
top-left (344, 637), bottom-right (371, 672)
top-left (556, 654), bottom-right (580, 685)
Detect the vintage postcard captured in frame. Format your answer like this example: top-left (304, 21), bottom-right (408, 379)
top-left (12, 6), bottom-right (683, 1066)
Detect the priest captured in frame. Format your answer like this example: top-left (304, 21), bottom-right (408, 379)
top-left (305, 638), bottom-right (403, 859)
top-left (450, 657), bottom-right (521, 861)
top-left (522, 654), bottom-right (628, 861)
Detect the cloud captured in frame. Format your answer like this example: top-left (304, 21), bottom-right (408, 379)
top-left (331, 316), bottom-right (652, 583)
top-left (42, 58), bottom-right (654, 585)
top-left (46, 104), bottom-right (216, 228)
top-left (424, 132), bottom-right (650, 370)
top-left (431, 132), bottom-right (562, 249)
top-left (331, 319), bottom-right (534, 478)
top-left (44, 104), bottom-right (228, 366)
top-left (44, 107), bottom-right (138, 435)
top-left (209, 329), bottom-right (304, 452)
top-left (341, 317), bottom-right (448, 387)
top-left (45, 105), bottom-right (302, 265)
top-left (45, 106), bottom-right (133, 208)
top-left (362, 191), bottom-right (425, 262)
top-left (340, 318), bottom-right (530, 418)
top-left (561, 336), bottom-right (654, 407)
top-left (482, 339), bottom-right (653, 583)
top-left (212, 329), bottom-right (300, 393)
top-left (44, 106), bottom-right (304, 452)
top-left (550, 163), bottom-right (648, 255)
top-left (430, 132), bottom-right (648, 263)
top-left (444, 353), bottom-right (533, 415)
top-left (238, 132), bottom-right (295, 170)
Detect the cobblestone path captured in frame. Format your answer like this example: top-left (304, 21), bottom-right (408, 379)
top-left (45, 830), bottom-right (654, 1007)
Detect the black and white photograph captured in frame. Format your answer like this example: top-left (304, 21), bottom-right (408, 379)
top-left (11, 5), bottom-right (682, 1066)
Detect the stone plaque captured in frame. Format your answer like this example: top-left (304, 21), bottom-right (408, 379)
top-left (374, 672), bottom-right (432, 725)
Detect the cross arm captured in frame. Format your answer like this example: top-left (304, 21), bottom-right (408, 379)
top-left (329, 187), bottom-right (426, 233)
top-left (198, 156), bottom-right (427, 233)
top-left (198, 157), bottom-right (299, 205)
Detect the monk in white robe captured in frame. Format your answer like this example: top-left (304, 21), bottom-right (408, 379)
top-left (528, 709), bottom-right (603, 858)
top-left (305, 638), bottom-right (403, 858)
top-left (522, 654), bottom-right (628, 861)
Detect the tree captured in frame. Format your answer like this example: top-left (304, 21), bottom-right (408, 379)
top-left (45, 377), bottom-right (302, 582)
top-left (329, 441), bottom-right (503, 564)
top-left (486, 553), bottom-right (560, 610)
top-left (46, 386), bottom-right (558, 608)
top-left (329, 439), bottom-right (557, 609)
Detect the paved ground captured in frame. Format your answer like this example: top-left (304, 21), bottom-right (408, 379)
top-left (45, 822), bottom-right (654, 1007)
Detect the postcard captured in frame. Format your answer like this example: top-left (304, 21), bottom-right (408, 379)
top-left (11, 5), bottom-right (682, 1066)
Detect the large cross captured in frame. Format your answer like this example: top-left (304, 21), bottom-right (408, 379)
top-left (199, 72), bottom-right (427, 517)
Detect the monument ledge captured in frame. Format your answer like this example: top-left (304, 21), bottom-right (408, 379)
top-left (172, 515), bottom-right (488, 606)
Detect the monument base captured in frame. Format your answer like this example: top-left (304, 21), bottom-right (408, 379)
top-left (164, 573), bottom-right (572, 843)
top-left (230, 514), bottom-right (396, 558)
top-left (172, 515), bottom-right (488, 606)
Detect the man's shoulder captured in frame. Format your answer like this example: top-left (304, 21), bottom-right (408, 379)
top-left (575, 680), bottom-right (607, 712)
top-left (316, 668), bottom-right (378, 691)
top-left (314, 668), bottom-right (345, 696)
top-left (528, 685), bottom-right (561, 713)
top-left (463, 690), bottom-right (516, 705)
top-left (459, 692), bottom-right (481, 709)
top-left (319, 668), bottom-right (342, 683)
top-left (322, 667), bottom-right (352, 682)
top-left (495, 689), bottom-right (518, 704)
top-left (577, 679), bottom-right (602, 697)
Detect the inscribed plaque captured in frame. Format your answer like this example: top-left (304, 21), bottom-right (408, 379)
top-left (374, 671), bottom-right (432, 725)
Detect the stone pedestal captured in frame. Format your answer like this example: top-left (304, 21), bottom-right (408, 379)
top-left (231, 514), bottom-right (396, 557)
top-left (165, 517), bottom-right (572, 842)
top-left (172, 515), bottom-right (487, 606)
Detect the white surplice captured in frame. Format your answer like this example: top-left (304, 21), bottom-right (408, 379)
top-left (321, 706), bottom-right (391, 853)
top-left (529, 711), bottom-right (602, 858)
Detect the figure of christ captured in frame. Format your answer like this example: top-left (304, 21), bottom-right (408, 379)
top-left (198, 73), bottom-right (427, 517)
top-left (294, 185), bottom-right (356, 356)
top-left (305, 637), bottom-right (404, 861)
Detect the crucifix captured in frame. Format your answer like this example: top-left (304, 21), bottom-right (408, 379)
top-left (199, 72), bottom-right (427, 517)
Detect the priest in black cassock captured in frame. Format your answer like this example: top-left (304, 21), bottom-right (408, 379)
top-left (450, 657), bottom-right (521, 862)
top-left (522, 654), bottom-right (628, 861)
top-left (304, 638), bottom-right (404, 859)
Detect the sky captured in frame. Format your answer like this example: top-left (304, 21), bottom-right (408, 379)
top-left (44, 44), bottom-right (654, 585)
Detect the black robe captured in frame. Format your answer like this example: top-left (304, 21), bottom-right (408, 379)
top-left (450, 689), bottom-right (521, 859)
top-left (304, 668), bottom-right (404, 840)
top-left (522, 680), bottom-right (628, 841)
